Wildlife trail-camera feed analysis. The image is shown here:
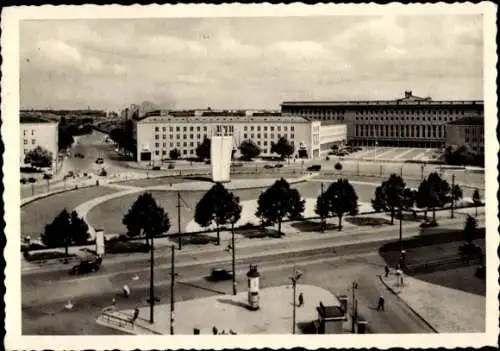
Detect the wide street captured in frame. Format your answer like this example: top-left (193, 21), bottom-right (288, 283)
top-left (22, 211), bottom-right (485, 335)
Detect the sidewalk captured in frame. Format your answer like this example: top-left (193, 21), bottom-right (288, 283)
top-left (96, 284), bottom-right (346, 334)
top-left (380, 267), bottom-right (486, 332)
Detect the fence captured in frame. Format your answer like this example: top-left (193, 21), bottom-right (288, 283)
top-left (99, 309), bottom-right (134, 330)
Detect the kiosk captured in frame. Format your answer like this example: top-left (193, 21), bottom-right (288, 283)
top-left (246, 264), bottom-right (260, 310)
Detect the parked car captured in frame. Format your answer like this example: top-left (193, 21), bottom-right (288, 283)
top-left (28, 177), bottom-right (37, 183)
top-left (275, 164), bottom-right (284, 168)
top-left (43, 173), bottom-right (53, 180)
top-left (210, 268), bottom-right (233, 282)
top-left (307, 165), bottom-right (322, 172)
top-left (69, 257), bottom-right (102, 275)
top-left (264, 164), bottom-right (274, 169)
top-left (96, 157), bottom-right (104, 164)
top-left (168, 163), bottom-right (175, 169)
top-left (20, 178), bottom-right (27, 184)
top-left (152, 166), bottom-right (161, 171)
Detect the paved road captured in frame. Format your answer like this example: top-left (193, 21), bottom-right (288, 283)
top-left (22, 250), bottom-right (437, 335)
top-left (22, 222), bottom-right (481, 335)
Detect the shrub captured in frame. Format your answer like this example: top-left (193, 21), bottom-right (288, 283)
top-left (152, 166), bottom-right (161, 171)
top-left (326, 156), bottom-right (330, 161)
top-left (43, 173), bottom-right (53, 180)
top-left (24, 250), bottom-right (77, 262)
top-left (189, 236), bottom-right (211, 245)
top-left (335, 162), bottom-right (343, 171)
top-left (28, 177), bottom-right (37, 183)
top-left (20, 178), bottom-right (27, 184)
top-left (105, 241), bottom-right (150, 254)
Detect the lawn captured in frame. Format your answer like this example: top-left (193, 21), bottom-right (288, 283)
top-left (21, 186), bottom-right (121, 239)
top-left (86, 182), bottom-right (377, 236)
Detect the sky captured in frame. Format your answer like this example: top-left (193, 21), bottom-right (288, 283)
top-left (19, 15), bottom-right (484, 111)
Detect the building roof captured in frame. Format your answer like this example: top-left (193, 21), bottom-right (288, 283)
top-left (138, 114), bottom-right (314, 124)
top-left (20, 115), bottom-right (57, 124)
top-left (281, 92), bottom-right (483, 108)
top-left (447, 116), bottom-right (484, 126)
top-left (316, 304), bottom-right (345, 319)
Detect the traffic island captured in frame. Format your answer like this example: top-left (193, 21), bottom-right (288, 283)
top-left (96, 284), bottom-right (346, 334)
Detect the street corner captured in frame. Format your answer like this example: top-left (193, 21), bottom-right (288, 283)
top-left (99, 284), bottom-right (341, 335)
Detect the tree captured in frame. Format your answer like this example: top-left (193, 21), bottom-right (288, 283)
top-left (371, 186), bottom-right (387, 213)
top-left (472, 188), bottom-right (482, 216)
top-left (196, 138), bottom-right (211, 160)
top-left (70, 210), bottom-right (90, 245)
top-left (401, 188), bottom-right (417, 217)
top-left (194, 183), bottom-right (242, 245)
top-left (427, 172), bottom-right (451, 221)
top-left (239, 140), bottom-right (261, 160)
top-left (41, 209), bottom-right (72, 252)
top-left (122, 193), bottom-right (171, 245)
top-left (169, 148), bottom-right (181, 160)
top-left (334, 162), bottom-right (342, 171)
top-left (41, 209), bottom-right (89, 253)
top-left (58, 126), bottom-right (74, 150)
top-left (25, 146), bottom-right (53, 168)
top-left (371, 174), bottom-right (405, 224)
top-left (271, 137), bottom-right (295, 161)
top-left (320, 179), bottom-right (358, 231)
top-left (463, 215), bottom-right (477, 246)
top-left (451, 184), bottom-right (463, 206)
top-left (256, 178), bottom-right (305, 234)
top-left (314, 192), bottom-right (329, 232)
top-left (416, 179), bottom-right (431, 219)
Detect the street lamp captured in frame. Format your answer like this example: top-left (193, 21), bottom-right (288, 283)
top-left (289, 267), bottom-right (303, 334)
top-left (351, 281), bottom-right (358, 333)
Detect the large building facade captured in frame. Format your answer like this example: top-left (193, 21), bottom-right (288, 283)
top-left (281, 91), bottom-right (484, 148)
top-left (20, 116), bottom-right (59, 169)
top-left (134, 113), bottom-right (326, 162)
top-left (445, 117), bottom-right (484, 154)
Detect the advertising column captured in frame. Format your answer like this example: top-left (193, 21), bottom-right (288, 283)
top-left (247, 264), bottom-right (260, 310)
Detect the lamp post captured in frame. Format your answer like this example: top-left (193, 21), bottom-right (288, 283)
top-left (289, 267), bottom-right (303, 334)
top-left (149, 231), bottom-right (155, 324)
top-left (351, 281), bottom-right (358, 333)
top-left (451, 173), bottom-right (455, 219)
top-left (231, 222), bottom-right (237, 296)
top-left (170, 245), bottom-right (175, 335)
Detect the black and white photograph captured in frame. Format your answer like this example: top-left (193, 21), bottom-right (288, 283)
top-left (2, 3), bottom-right (498, 350)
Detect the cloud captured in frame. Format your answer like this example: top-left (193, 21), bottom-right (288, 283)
top-left (19, 15), bottom-right (484, 110)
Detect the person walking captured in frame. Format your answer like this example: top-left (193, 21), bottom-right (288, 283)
top-left (212, 326), bottom-right (218, 335)
top-left (132, 306), bottom-right (140, 325)
top-left (384, 266), bottom-right (390, 278)
top-left (377, 296), bottom-right (385, 311)
top-left (123, 284), bottom-right (130, 298)
top-left (298, 292), bottom-right (304, 307)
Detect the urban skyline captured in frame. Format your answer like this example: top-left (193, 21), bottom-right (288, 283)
top-left (20, 15), bottom-right (483, 111)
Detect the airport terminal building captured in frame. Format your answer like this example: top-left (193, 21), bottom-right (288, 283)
top-left (134, 112), bottom-right (347, 162)
top-left (281, 91), bottom-right (484, 148)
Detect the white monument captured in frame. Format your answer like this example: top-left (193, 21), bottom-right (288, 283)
top-left (210, 125), bottom-right (233, 182)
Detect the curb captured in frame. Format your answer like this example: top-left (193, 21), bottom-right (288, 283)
top-left (378, 274), bottom-right (438, 333)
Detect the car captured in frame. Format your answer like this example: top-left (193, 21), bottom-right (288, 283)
top-left (264, 164), bottom-right (274, 169)
top-left (210, 268), bottom-right (233, 282)
top-left (152, 166), bottom-right (161, 170)
top-left (307, 165), bottom-right (322, 172)
top-left (96, 157), bottom-right (104, 164)
top-left (69, 257), bottom-right (102, 275)
top-left (275, 164), bottom-right (284, 168)
top-left (168, 164), bottom-right (175, 169)
top-left (20, 178), bottom-right (27, 184)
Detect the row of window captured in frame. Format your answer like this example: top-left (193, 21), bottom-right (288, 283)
top-left (23, 139), bottom-right (36, 145)
top-left (355, 124), bottom-right (446, 139)
top-left (23, 130), bottom-right (35, 136)
top-left (292, 108), bottom-right (470, 116)
top-left (464, 128), bottom-right (484, 136)
top-left (242, 133), bottom-right (294, 140)
top-left (154, 138), bottom-right (283, 150)
top-left (153, 124), bottom-right (297, 133)
top-left (155, 133), bottom-right (209, 141)
top-left (355, 115), bottom-right (457, 122)
top-left (154, 125), bottom-right (209, 133)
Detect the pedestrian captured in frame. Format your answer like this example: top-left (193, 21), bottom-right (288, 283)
top-left (298, 292), bottom-right (304, 307)
top-left (377, 296), bottom-right (385, 311)
top-left (132, 306), bottom-right (139, 324)
top-left (112, 297), bottom-right (116, 309)
top-left (384, 266), bottom-right (390, 278)
top-left (123, 284), bottom-right (130, 298)
top-left (212, 326), bottom-right (218, 335)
